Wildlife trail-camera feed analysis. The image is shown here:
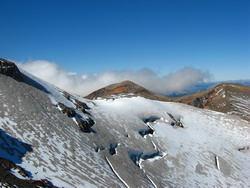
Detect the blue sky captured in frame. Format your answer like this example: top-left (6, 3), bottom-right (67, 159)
top-left (0, 0), bottom-right (249, 81)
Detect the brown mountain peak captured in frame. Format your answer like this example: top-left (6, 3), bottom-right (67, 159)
top-left (85, 80), bottom-right (171, 101)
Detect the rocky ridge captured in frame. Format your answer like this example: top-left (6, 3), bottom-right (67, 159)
top-left (0, 58), bottom-right (23, 82)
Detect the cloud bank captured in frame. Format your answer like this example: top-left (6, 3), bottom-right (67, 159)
top-left (18, 60), bottom-right (210, 96)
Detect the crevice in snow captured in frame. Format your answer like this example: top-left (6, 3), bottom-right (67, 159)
top-left (139, 119), bottom-right (155, 138)
top-left (145, 173), bottom-right (157, 188)
top-left (109, 143), bottom-right (120, 155)
top-left (95, 146), bottom-right (105, 153)
top-left (167, 113), bottom-right (184, 128)
top-left (105, 157), bottom-right (129, 188)
top-left (142, 116), bottom-right (160, 124)
top-left (124, 133), bottom-right (130, 138)
top-left (215, 155), bottom-right (220, 170)
top-left (151, 141), bottom-right (157, 150)
top-left (138, 127), bottom-right (154, 138)
top-left (238, 146), bottom-right (250, 151)
top-left (127, 149), bottom-right (165, 187)
top-left (128, 150), bottom-right (165, 168)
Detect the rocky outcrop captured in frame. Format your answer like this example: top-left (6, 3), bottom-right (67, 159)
top-left (74, 99), bottom-right (89, 113)
top-left (58, 103), bottom-right (76, 118)
top-left (56, 102), bottom-right (95, 133)
top-left (76, 117), bottom-right (95, 133)
top-left (192, 97), bottom-right (205, 108)
top-left (178, 83), bottom-right (250, 121)
top-left (0, 58), bottom-right (23, 82)
top-left (0, 158), bottom-right (56, 188)
top-left (167, 113), bottom-right (184, 128)
top-left (62, 92), bottom-right (90, 114)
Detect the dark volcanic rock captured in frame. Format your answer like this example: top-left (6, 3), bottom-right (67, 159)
top-left (0, 158), bottom-right (56, 188)
top-left (192, 97), bottom-right (205, 108)
top-left (0, 58), bottom-right (23, 82)
top-left (63, 91), bottom-right (71, 100)
top-left (58, 103), bottom-right (76, 118)
top-left (74, 99), bottom-right (89, 113)
top-left (76, 118), bottom-right (95, 133)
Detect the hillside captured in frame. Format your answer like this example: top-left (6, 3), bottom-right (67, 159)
top-left (86, 80), bottom-right (250, 121)
top-left (0, 58), bottom-right (250, 187)
top-left (85, 80), bottom-right (172, 102)
top-left (177, 83), bottom-right (250, 121)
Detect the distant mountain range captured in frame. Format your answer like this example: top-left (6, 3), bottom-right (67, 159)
top-left (0, 58), bottom-right (250, 187)
top-left (167, 79), bottom-right (250, 97)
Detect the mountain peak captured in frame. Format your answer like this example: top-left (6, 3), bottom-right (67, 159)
top-left (104, 80), bottom-right (141, 90)
top-left (85, 80), bottom-right (171, 101)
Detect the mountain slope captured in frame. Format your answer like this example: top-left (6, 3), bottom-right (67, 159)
top-left (178, 83), bottom-right (250, 121)
top-left (86, 80), bottom-right (250, 121)
top-left (0, 58), bottom-right (250, 187)
top-left (93, 97), bottom-right (250, 187)
top-left (0, 59), bottom-right (124, 187)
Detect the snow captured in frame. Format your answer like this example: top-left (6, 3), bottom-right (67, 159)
top-left (0, 69), bottom-right (250, 187)
top-left (0, 70), bottom-right (124, 187)
top-left (93, 97), bottom-right (250, 187)
top-left (105, 157), bottom-right (129, 188)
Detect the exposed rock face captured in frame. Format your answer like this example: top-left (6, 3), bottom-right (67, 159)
top-left (56, 102), bottom-right (95, 133)
top-left (74, 99), bottom-right (89, 113)
top-left (0, 158), bottom-right (56, 188)
top-left (178, 83), bottom-right (250, 121)
top-left (76, 117), bottom-right (95, 133)
top-left (0, 58), bottom-right (23, 82)
top-left (192, 97), bottom-right (205, 108)
top-left (63, 91), bottom-right (89, 113)
top-left (58, 102), bottom-right (76, 118)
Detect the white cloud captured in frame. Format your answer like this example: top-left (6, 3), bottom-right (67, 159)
top-left (17, 60), bottom-right (211, 96)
